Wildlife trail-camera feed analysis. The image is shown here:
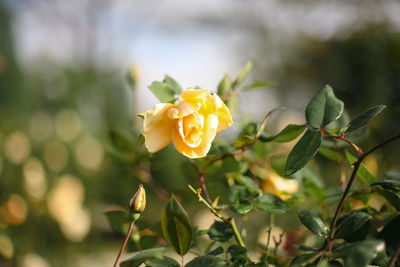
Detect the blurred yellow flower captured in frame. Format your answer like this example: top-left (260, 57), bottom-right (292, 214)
top-left (141, 89), bottom-right (232, 158)
top-left (261, 171), bottom-right (299, 199)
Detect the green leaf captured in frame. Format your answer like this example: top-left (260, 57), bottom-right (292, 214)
top-left (270, 155), bottom-right (287, 178)
top-left (104, 210), bottom-right (130, 235)
top-left (120, 247), bottom-right (166, 267)
top-left (230, 202), bottom-right (253, 215)
top-left (146, 256), bottom-right (180, 267)
top-left (232, 135), bottom-right (255, 149)
top-left (298, 210), bottom-right (329, 238)
top-left (285, 129), bottom-right (322, 176)
top-left (228, 185), bottom-right (250, 203)
top-left (253, 193), bottom-right (289, 214)
top-left (161, 195), bottom-right (193, 256)
top-left (345, 105), bottom-right (386, 133)
top-left (217, 74), bottom-right (232, 97)
top-left (228, 245), bottom-right (248, 264)
top-left (184, 255), bottom-right (227, 267)
top-left (370, 180), bottom-right (400, 191)
top-left (305, 85), bottom-right (344, 129)
top-left (259, 124), bottom-right (306, 143)
top-left (378, 216), bottom-right (400, 254)
top-left (334, 211), bottom-right (371, 239)
top-left (300, 174), bottom-right (326, 202)
top-left (345, 151), bottom-right (377, 185)
top-left (232, 61), bottom-right (253, 88)
top-left (239, 122), bottom-right (258, 137)
top-left (148, 81), bottom-right (176, 103)
top-left (208, 221), bottom-right (233, 242)
top-left (235, 175), bottom-right (262, 195)
top-left (222, 156), bottom-right (241, 174)
top-left (344, 126), bottom-right (369, 143)
top-left (163, 75), bottom-right (182, 94)
top-left (378, 190), bottom-right (400, 211)
top-left (332, 240), bottom-right (385, 267)
top-left (256, 107), bottom-right (285, 139)
top-left (206, 246), bottom-right (224, 256)
top-left (289, 252), bottom-right (321, 267)
top-left (242, 80), bottom-right (277, 90)
top-left (318, 146), bottom-right (343, 162)
top-left (226, 94), bottom-right (238, 116)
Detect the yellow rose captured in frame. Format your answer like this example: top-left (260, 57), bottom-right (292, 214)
top-left (141, 89), bottom-right (233, 158)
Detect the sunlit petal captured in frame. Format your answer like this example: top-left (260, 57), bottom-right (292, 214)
top-left (143, 103), bottom-right (175, 153)
top-left (180, 89), bottom-right (210, 102)
top-left (209, 94), bottom-right (233, 132)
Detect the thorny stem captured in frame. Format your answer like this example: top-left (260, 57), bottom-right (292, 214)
top-left (188, 185), bottom-right (246, 248)
top-left (113, 221), bottom-right (134, 267)
top-left (188, 185), bottom-right (227, 222)
top-left (321, 133), bottom-right (400, 257)
top-left (199, 172), bottom-right (212, 204)
top-left (188, 158), bottom-right (213, 204)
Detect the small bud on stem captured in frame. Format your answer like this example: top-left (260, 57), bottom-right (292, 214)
top-left (113, 184), bottom-right (147, 267)
top-left (129, 184), bottom-right (146, 214)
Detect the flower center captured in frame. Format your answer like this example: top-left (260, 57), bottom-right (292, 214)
top-left (178, 113), bottom-right (204, 148)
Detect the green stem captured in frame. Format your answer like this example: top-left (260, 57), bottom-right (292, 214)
top-left (188, 185), bottom-right (225, 222)
top-left (188, 185), bottom-right (246, 248)
top-left (230, 218), bottom-right (246, 248)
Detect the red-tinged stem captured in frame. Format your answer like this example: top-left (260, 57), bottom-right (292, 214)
top-left (199, 171), bottom-right (212, 204)
top-left (188, 158), bottom-right (213, 205)
top-left (321, 129), bottom-right (363, 156)
top-left (113, 222), bottom-right (134, 267)
top-left (321, 133), bottom-right (400, 255)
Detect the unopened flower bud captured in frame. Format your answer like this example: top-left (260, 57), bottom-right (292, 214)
top-left (129, 184), bottom-right (146, 214)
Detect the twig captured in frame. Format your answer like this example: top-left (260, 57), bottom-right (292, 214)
top-left (321, 133), bottom-right (400, 255)
top-left (188, 158), bottom-right (213, 204)
top-left (321, 129), bottom-right (363, 156)
top-left (188, 185), bottom-right (246, 248)
top-left (113, 222), bottom-right (134, 267)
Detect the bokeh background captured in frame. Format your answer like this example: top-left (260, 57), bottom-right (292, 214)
top-left (1, 0), bottom-right (400, 266)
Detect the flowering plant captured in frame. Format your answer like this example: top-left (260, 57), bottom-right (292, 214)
top-left (106, 62), bottom-right (400, 267)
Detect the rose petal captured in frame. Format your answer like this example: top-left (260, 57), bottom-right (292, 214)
top-left (142, 103), bottom-right (175, 153)
top-left (167, 101), bottom-right (199, 119)
top-left (173, 114), bottom-right (218, 158)
top-left (209, 94), bottom-right (233, 132)
top-left (180, 89), bottom-right (210, 102)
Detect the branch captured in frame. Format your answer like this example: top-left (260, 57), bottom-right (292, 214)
top-left (323, 133), bottom-right (400, 252)
top-left (188, 185), bottom-right (246, 248)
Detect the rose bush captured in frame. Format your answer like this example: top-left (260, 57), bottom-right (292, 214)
top-left (141, 88), bottom-right (233, 158)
